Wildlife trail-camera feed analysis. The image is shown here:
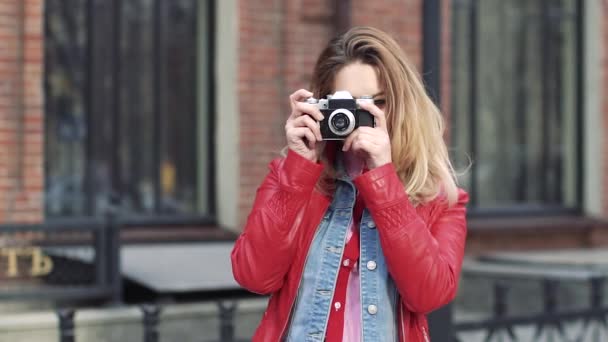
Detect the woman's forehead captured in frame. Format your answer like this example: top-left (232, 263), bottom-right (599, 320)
top-left (333, 62), bottom-right (382, 98)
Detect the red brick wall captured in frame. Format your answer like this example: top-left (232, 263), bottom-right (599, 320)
top-left (238, 0), bottom-right (334, 227)
top-left (238, 0), bottom-right (423, 227)
top-left (0, 0), bottom-right (44, 223)
top-left (351, 0), bottom-right (422, 68)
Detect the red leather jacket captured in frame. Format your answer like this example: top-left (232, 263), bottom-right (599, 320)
top-left (231, 150), bottom-right (468, 341)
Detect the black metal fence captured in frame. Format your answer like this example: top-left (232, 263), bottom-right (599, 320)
top-left (432, 261), bottom-right (608, 342)
top-left (5, 217), bottom-right (608, 342)
top-left (55, 301), bottom-right (245, 342)
top-left (50, 272), bottom-right (608, 342)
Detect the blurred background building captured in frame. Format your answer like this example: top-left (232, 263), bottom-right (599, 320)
top-left (0, 0), bottom-right (607, 341)
top-left (1, 0), bottom-right (606, 249)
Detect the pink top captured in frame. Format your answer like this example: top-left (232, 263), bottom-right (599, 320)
top-left (343, 152), bottom-right (363, 342)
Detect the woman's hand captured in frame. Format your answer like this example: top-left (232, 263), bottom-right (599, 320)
top-left (342, 100), bottom-right (392, 169)
top-left (285, 89), bottom-right (325, 162)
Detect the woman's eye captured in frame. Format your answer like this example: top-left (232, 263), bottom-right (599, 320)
top-left (374, 99), bottom-right (386, 106)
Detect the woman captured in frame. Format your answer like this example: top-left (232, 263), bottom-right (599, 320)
top-left (231, 26), bottom-right (468, 342)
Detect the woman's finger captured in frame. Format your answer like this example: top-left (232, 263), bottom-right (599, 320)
top-left (355, 127), bottom-right (380, 140)
top-left (289, 127), bottom-right (317, 149)
top-left (357, 127), bottom-right (387, 142)
top-left (289, 89), bottom-right (314, 111)
top-left (292, 114), bottom-right (323, 141)
top-left (292, 101), bottom-right (324, 121)
top-left (289, 89), bottom-right (313, 103)
top-left (342, 129), bottom-right (360, 151)
top-left (351, 138), bottom-right (367, 153)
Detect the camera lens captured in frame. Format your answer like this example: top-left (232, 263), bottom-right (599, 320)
top-left (331, 113), bottom-right (349, 131)
top-left (327, 109), bottom-right (355, 137)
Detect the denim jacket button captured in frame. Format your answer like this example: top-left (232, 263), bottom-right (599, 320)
top-left (366, 260), bottom-right (377, 271)
top-left (367, 221), bottom-right (376, 229)
top-left (367, 304), bottom-right (378, 315)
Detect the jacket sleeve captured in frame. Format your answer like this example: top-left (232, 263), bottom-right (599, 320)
top-left (231, 150), bottom-right (324, 294)
top-left (353, 163), bottom-right (468, 314)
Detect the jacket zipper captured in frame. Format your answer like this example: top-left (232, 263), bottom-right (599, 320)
top-left (399, 299), bottom-right (430, 342)
top-left (418, 303), bottom-right (429, 342)
top-left (399, 296), bottom-right (407, 342)
top-left (422, 326), bottom-right (430, 342)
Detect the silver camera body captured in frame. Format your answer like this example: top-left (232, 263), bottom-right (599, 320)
top-left (307, 90), bottom-right (375, 140)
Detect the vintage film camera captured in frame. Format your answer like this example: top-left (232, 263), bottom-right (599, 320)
top-left (306, 90), bottom-right (375, 140)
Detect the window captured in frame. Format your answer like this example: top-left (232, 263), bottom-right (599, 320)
top-left (44, 0), bottom-right (214, 219)
top-left (450, 0), bottom-right (583, 214)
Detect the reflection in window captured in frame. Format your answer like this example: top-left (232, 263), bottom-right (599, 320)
top-left (450, 0), bottom-right (581, 212)
top-left (44, 0), bottom-right (88, 216)
top-left (44, 0), bottom-right (211, 218)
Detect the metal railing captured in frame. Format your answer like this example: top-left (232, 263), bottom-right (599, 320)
top-left (434, 261), bottom-right (608, 342)
top-left (4, 214), bottom-right (607, 342)
top-left (55, 301), bottom-right (246, 342)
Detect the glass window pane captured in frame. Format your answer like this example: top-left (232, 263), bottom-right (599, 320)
top-left (159, 0), bottom-right (199, 215)
top-left (44, 0), bottom-right (88, 216)
top-left (45, 0), bottom-right (210, 218)
top-left (450, 0), bottom-right (581, 211)
top-left (118, 0), bottom-right (157, 214)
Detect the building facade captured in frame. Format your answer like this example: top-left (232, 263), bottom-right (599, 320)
top-left (0, 0), bottom-right (607, 254)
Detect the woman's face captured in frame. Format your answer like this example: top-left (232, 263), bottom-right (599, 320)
top-left (333, 62), bottom-right (386, 110)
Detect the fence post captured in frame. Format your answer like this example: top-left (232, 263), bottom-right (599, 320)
top-left (493, 282), bottom-right (516, 340)
top-left (141, 304), bottom-right (161, 342)
top-left (590, 277), bottom-right (604, 309)
top-left (106, 206), bottom-right (122, 305)
top-left (56, 308), bottom-right (75, 342)
top-left (218, 301), bottom-right (237, 342)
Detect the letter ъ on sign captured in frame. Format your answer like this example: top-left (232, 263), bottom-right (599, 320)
top-left (0, 247), bottom-right (54, 278)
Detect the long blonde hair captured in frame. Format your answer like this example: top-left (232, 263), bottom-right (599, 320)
top-left (287, 26), bottom-right (458, 206)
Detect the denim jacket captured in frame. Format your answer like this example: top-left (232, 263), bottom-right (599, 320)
top-left (286, 156), bottom-right (399, 342)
